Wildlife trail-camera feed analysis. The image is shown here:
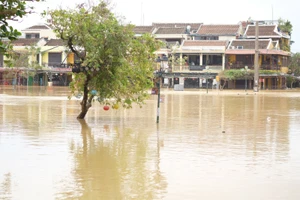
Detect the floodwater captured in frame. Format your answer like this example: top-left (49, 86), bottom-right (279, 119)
top-left (0, 86), bottom-right (300, 200)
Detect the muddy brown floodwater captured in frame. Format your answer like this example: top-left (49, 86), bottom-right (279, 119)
top-left (0, 86), bottom-right (300, 200)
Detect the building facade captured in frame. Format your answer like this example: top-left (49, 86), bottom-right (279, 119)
top-left (134, 21), bottom-right (291, 90)
top-left (0, 20), bottom-right (291, 90)
top-left (0, 25), bottom-right (74, 86)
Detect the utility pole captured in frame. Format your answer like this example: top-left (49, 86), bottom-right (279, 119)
top-left (253, 21), bottom-right (259, 92)
top-left (156, 73), bottom-right (161, 123)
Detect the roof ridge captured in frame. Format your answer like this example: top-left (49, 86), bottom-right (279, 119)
top-left (202, 24), bottom-right (239, 26)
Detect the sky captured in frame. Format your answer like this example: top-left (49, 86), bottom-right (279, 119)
top-left (9, 0), bottom-right (300, 52)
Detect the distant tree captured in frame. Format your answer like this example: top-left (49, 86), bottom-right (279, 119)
top-left (4, 45), bottom-right (42, 85)
top-left (218, 69), bottom-right (282, 90)
top-left (48, 2), bottom-right (161, 119)
top-left (0, 0), bottom-right (41, 54)
top-left (278, 18), bottom-right (293, 36)
top-left (218, 69), bottom-right (250, 90)
top-left (288, 53), bottom-right (300, 75)
top-left (9, 45), bottom-right (41, 68)
top-left (287, 53), bottom-right (300, 88)
top-left (278, 18), bottom-right (293, 51)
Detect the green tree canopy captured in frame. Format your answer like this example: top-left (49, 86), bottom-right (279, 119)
top-left (48, 2), bottom-right (161, 119)
top-left (288, 52), bottom-right (300, 75)
top-left (0, 0), bottom-right (41, 54)
top-left (278, 18), bottom-right (293, 36)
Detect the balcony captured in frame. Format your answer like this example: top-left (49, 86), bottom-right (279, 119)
top-left (172, 65), bottom-right (223, 72)
top-left (260, 64), bottom-right (281, 70)
top-left (225, 64), bottom-right (282, 71)
top-left (43, 62), bottom-right (71, 68)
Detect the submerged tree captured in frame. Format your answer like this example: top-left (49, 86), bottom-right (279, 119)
top-left (218, 69), bottom-right (252, 90)
top-left (48, 2), bottom-right (161, 119)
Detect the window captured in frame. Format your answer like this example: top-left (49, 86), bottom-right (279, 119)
top-left (203, 54), bottom-right (222, 65)
top-left (200, 36), bottom-right (218, 40)
top-left (236, 55), bottom-right (253, 65)
top-left (188, 55), bottom-right (200, 65)
top-left (25, 33), bottom-right (40, 39)
top-left (48, 53), bottom-right (62, 67)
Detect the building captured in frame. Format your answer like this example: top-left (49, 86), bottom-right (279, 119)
top-left (0, 25), bottom-right (74, 86)
top-left (134, 21), bottom-right (291, 90)
top-left (0, 20), bottom-right (292, 89)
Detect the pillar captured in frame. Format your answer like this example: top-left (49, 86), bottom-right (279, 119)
top-left (39, 53), bottom-right (42, 65)
top-left (200, 53), bottom-right (203, 65)
top-left (222, 54), bottom-right (225, 70)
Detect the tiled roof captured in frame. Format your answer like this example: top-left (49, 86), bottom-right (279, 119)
top-left (226, 49), bottom-right (290, 56)
top-left (152, 23), bottom-right (202, 32)
top-left (45, 39), bottom-right (65, 46)
top-left (133, 26), bottom-right (154, 34)
top-left (155, 27), bottom-right (186, 34)
top-left (229, 39), bottom-right (270, 49)
top-left (26, 25), bottom-right (50, 30)
top-left (11, 38), bottom-right (41, 46)
top-left (183, 40), bottom-right (228, 46)
top-left (244, 25), bottom-right (281, 37)
top-left (197, 24), bottom-right (240, 35)
top-left (259, 49), bottom-right (290, 56)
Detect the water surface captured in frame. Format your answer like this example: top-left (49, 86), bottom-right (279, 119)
top-left (1, 86), bottom-right (300, 200)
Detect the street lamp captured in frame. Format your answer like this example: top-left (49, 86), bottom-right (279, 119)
top-left (156, 55), bottom-right (168, 123)
top-left (205, 66), bottom-right (209, 93)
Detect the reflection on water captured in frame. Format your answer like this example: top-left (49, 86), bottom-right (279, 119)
top-left (68, 120), bottom-right (167, 200)
top-left (0, 86), bottom-right (300, 200)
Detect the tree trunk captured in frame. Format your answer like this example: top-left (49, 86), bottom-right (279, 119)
top-left (77, 74), bottom-right (93, 119)
top-left (220, 79), bottom-right (227, 90)
top-left (77, 101), bottom-right (89, 119)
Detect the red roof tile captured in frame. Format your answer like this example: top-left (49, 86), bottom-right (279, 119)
top-left (197, 24), bottom-right (240, 35)
top-left (25, 25), bottom-right (51, 30)
top-left (229, 39), bottom-right (270, 49)
top-left (11, 38), bottom-right (41, 46)
top-left (45, 39), bottom-right (64, 46)
top-left (155, 27), bottom-right (186, 34)
top-left (152, 23), bottom-right (202, 32)
top-left (133, 26), bottom-right (154, 34)
top-left (245, 25), bottom-right (281, 37)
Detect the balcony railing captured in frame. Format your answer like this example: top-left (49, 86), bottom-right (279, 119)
top-left (225, 64), bottom-right (281, 70)
top-left (172, 65), bottom-right (223, 72)
top-left (43, 62), bottom-right (71, 68)
top-left (226, 63), bottom-right (253, 70)
top-left (260, 64), bottom-right (281, 70)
